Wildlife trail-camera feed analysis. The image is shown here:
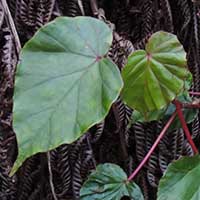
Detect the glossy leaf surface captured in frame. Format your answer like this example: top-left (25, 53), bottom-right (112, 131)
top-left (12, 16), bottom-right (123, 175)
top-left (80, 163), bottom-right (144, 200)
top-left (122, 31), bottom-right (188, 115)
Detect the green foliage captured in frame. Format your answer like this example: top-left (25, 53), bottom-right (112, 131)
top-left (11, 16), bottom-right (123, 175)
top-left (131, 108), bottom-right (166, 122)
top-left (162, 92), bottom-right (197, 131)
top-left (157, 155), bottom-right (200, 200)
top-left (80, 163), bottom-right (144, 200)
top-left (131, 90), bottom-right (197, 130)
top-left (11, 14), bottom-right (198, 200)
top-left (121, 31), bottom-right (189, 117)
top-left (184, 71), bottom-right (193, 91)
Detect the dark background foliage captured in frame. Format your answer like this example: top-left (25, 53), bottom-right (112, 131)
top-left (0, 0), bottom-right (200, 199)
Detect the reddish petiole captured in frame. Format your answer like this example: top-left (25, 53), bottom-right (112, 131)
top-left (127, 96), bottom-right (200, 182)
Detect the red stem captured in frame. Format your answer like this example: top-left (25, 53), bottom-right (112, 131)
top-left (173, 100), bottom-right (198, 154)
top-left (182, 103), bottom-right (200, 109)
top-left (189, 91), bottom-right (200, 96)
top-left (127, 111), bottom-right (177, 181)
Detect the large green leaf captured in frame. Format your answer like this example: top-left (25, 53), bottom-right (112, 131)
top-left (11, 16), bottom-right (123, 175)
top-left (157, 155), bottom-right (200, 200)
top-left (80, 163), bottom-right (144, 200)
top-left (121, 31), bottom-right (189, 115)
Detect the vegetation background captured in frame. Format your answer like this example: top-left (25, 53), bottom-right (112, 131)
top-left (0, 0), bottom-right (200, 199)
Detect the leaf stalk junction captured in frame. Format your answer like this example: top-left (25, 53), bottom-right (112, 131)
top-left (127, 95), bottom-right (199, 181)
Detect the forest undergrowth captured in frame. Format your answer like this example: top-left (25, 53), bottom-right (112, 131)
top-left (0, 0), bottom-right (200, 199)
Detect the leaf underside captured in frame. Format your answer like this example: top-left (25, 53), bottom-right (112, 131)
top-left (80, 163), bottom-right (144, 200)
top-left (131, 88), bottom-right (197, 126)
top-left (11, 16), bottom-right (123, 175)
top-left (122, 31), bottom-right (189, 115)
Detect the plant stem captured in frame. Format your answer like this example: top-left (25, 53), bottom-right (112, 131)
top-left (182, 103), bottom-right (200, 109)
top-left (1, 0), bottom-right (21, 55)
top-left (78, 0), bottom-right (85, 16)
top-left (127, 111), bottom-right (177, 181)
top-left (112, 104), bottom-right (128, 160)
top-left (189, 91), bottom-right (200, 96)
top-left (173, 100), bottom-right (198, 154)
top-left (90, 0), bottom-right (99, 16)
top-left (47, 152), bottom-right (58, 200)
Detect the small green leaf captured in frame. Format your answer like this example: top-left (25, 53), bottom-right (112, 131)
top-left (131, 73), bottom-right (195, 123)
top-left (80, 163), bottom-right (144, 200)
top-left (121, 31), bottom-right (189, 115)
top-left (162, 91), bottom-right (197, 131)
top-left (157, 155), bottom-right (200, 200)
top-left (12, 17), bottom-right (123, 175)
top-left (184, 71), bottom-right (193, 91)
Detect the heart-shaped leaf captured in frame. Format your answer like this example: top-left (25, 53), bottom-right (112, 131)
top-left (80, 163), bottom-right (144, 200)
top-left (11, 16), bottom-right (123, 175)
top-left (157, 155), bottom-right (200, 200)
top-left (131, 72), bottom-right (195, 122)
top-left (121, 31), bottom-right (189, 115)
